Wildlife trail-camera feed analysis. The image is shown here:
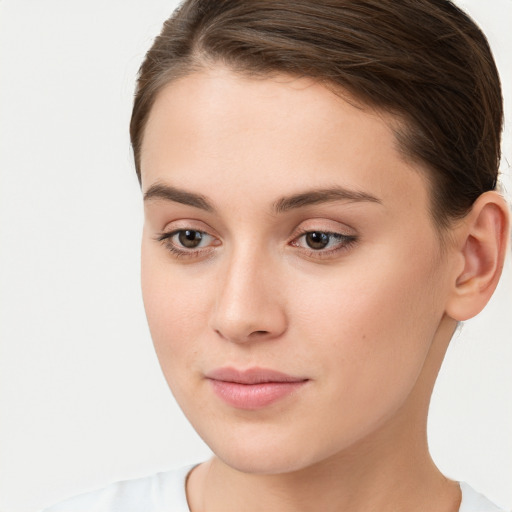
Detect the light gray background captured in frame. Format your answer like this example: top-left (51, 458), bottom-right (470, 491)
top-left (0, 1), bottom-right (511, 511)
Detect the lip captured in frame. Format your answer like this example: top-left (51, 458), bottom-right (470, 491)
top-left (205, 367), bottom-right (309, 410)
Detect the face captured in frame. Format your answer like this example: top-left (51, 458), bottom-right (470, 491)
top-left (140, 67), bottom-right (455, 474)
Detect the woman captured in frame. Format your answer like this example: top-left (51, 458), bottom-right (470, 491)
top-left (43, 0), bottom-right (510, 510)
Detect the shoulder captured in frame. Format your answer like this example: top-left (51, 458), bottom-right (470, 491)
top-left (459, 482), bottom-right (508, 512)
top-left (40, 464), bottom-right (196, 512)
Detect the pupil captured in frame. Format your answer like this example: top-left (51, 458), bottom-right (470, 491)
top-left (178, 230), bottom-right (202, 248)
top-left (306, 232), bottom-right (329, 250)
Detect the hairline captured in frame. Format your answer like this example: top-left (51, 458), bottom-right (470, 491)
top-left (135, 57), bottom-right (461, 247)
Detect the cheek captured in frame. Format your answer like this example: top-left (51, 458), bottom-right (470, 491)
top-left (291, 249), bottom-right (443, 410)
top-left (141, 241), bottom-right (211, 376)
top-left (294, 260), bottom-right (439, 344)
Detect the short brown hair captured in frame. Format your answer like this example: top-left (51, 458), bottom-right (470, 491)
top-left (130, 0), bottom-right (503, 228)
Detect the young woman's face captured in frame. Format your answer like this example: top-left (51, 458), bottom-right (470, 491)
top-left (140, 67), bottom-right (457, 474)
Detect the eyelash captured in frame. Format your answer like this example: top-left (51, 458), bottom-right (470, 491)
top-left (155, 228), bottom-right (357, 260)
top-left (291, 229), bottom-right (357, 259)
top-left (155, 230), bottom-right (216, 259)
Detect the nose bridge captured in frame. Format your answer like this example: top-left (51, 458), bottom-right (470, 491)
top-left (210, 241), bottom-right (286, 343)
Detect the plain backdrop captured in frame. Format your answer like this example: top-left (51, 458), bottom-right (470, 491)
top-left (0, 1), bottom-right (511, 511)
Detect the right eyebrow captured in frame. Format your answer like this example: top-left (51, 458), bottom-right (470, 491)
top-left (143, 183), bottom-right (214, 212)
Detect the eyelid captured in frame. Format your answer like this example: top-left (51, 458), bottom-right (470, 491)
top-left (160, 218), bottom-right (217, 233)
top-left (291, 229), bottom-right (356, 247)
top-left (292, 217), bottom-right (356, 235)
top-left (291, 234), bottom-right (357, 261)
top-left (157, 229), bottom-right (217, 246)
top-left (155, 224), bottom-right (221, 260)
top-left (289, 220), bottom-right (358, 259)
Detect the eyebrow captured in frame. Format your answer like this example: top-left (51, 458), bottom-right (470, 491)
top-left (272, 187), bottom-right (382, 213)
top-left (143, 183), bottom-right (381, 214)
top-left (144, 183), bottom-right (214, 212)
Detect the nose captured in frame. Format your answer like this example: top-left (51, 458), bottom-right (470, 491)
top-left (209, 248), bottom-right (288, 344)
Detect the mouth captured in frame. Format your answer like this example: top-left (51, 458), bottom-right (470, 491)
top-left (205, 367), bottom-right (309, 410)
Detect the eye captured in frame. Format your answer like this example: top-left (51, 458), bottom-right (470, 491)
top-left (156, 228), bottom-right (219, 258)
top-left (177, 229), bottom-right (206, 249)
top-left (304, 231), bottom-right (331, 250)
top-left (291, 230), bottom-right (357, 256)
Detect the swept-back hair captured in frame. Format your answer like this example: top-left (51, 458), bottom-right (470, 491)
top-left (130, 0), bottom-right (503, 227)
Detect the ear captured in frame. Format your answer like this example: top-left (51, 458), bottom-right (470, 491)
top-left (445, 191), bottom-right (510, 321)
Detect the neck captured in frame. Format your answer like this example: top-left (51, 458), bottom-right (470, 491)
top-left (190, 421), bottom-right (459, 512)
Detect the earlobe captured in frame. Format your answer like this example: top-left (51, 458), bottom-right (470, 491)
top-left (446, 191), bottom-right (510, 322)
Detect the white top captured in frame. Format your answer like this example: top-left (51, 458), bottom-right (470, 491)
top-left (42, 465), bottom-right (507, 512)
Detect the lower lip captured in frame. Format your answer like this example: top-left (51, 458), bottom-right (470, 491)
top-left (208, 379), bottom-right (307, 410)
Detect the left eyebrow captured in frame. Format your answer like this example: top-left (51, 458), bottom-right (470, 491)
top-left (272, 187), bottom-right (382, 214)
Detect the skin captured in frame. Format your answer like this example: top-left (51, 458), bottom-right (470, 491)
top-left (139, 66), bottom-right (507, 512)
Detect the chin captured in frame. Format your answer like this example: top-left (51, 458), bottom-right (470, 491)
top-left (217, 446), bottom-right (315, 475)
top-left (195, 420), bottom-right (337, 476)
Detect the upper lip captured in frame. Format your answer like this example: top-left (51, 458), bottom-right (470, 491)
top-left (205, 367), bottom-right (308, 384)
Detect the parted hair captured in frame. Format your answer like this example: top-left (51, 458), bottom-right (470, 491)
top-left (130, 0), bottom-right (503, 228)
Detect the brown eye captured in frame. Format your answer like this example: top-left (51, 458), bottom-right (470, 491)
top-left (305, 232), bottom-right (330, 250)
top-left (156, 228), bottom-right (219, 258)
top-left (178, 230), bottom-right (203, 248)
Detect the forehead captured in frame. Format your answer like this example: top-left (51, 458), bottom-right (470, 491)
top-left (140, 67), bottom-right (431, 220)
